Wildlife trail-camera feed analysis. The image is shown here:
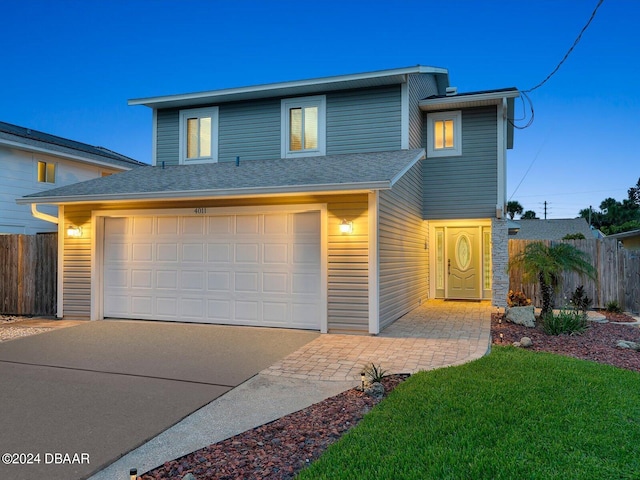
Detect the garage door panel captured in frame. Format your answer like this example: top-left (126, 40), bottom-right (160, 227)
top-left (131, 269), bottom-right (152, 288)
top-left (207, 243), bottom-right (231, 262)
top-left (132, 244), bottom-right (153, 262)
top-left (104, 212), bottom-right (321, 330)
top-left (236, 244), bottom-right (259, 263)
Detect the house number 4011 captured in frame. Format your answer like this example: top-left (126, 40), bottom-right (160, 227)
top-left (194, 208), bottom-right (207, 214)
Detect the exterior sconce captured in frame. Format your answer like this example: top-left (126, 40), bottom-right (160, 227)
top-left (339, 219), bottom-right (353, 234)
top-left (67, 225), bottom-right (82, 238)
top-left (130, 468), bottom-right (137, 480)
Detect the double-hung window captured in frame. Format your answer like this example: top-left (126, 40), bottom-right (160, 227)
top-left (37, 161), bottom-right (56, 183)
top-left (281, 95), bottom-right (326, 158)
top-left (426, 110), bottom-right (462, 157)
top-left (179, 107), bottom-right (219, 164)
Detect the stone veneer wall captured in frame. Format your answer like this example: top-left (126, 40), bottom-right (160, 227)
top-left (491, 218), bottom-right (509, 307)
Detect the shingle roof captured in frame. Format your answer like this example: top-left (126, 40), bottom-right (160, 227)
top-left (0, 121), bottom-right (146, 169)
top-left (511, 218), bottom-right (595, 240)
top-left (18, 149), bottom-right (425, 204)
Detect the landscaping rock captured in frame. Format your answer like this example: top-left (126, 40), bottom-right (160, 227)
top-left (182, 474), bottom-right (196, 480)
top-left (616, 340), bottom-right (640, 351)
top-left (520, 337), bottom-right (533, 348)
top-left (505, 306), bottom-right (536, 328)
top-left (364, 382), bottom-right (385, 399)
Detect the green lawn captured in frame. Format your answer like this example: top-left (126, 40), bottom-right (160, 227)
top-left (298, 347), bottom-right (640, 480)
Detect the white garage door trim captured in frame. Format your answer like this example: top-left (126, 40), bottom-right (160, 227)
top-left (91, 204), bottom-right (328, 332)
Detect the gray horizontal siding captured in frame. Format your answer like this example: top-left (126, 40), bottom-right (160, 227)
top-left (407, 74), bottom-right (439, 149)
top-left (423, 107), bottom-right (498, 219)
top-left (218, 99), bottom-right (281, 163)
top-left (63, 206), bottom-right (93, 318)
top-left (326, 86), bottom-right (402, 154)
top-left (378, 162), bottom-right (428, 330)
top-left (156, 109), bottom-right (180, 166)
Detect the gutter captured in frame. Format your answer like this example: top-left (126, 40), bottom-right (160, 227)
top-left (16, 181), bottom-right (393, 205)
top-left (31, 204), bottom-right (58, 224)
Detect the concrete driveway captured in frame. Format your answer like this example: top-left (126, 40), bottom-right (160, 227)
top-left (0, 320), bottom-right (318, 480)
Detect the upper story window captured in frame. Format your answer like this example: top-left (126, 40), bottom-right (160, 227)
top-left (426, 110), bottom-right (462, 157)
top-left (281, 95), bottom-right (326, 158)
top-left (37, 161), bottom-right (56, 183)
top-left (179, 107), bottom-right (219, 164)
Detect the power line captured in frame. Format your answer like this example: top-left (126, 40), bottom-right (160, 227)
top-left (524, 0), bottom-right (605, 93)
top-left (510, 0), bottom-right (605, 130)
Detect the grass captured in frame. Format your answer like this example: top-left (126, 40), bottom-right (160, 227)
top-left (298, 347), bottom-right (640, 480)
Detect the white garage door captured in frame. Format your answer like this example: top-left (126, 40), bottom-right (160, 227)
top-left (103, 211), bottom-right (322, 330)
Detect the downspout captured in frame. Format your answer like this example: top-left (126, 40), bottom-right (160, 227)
top-left (31, 204), bottom-right (59, 225)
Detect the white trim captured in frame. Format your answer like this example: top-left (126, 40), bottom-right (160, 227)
top-left (20, 184), bottom-right (391, 205)
top-left (129, 66), bottom-right (449, 108)
top-left (151, 109), bottom-right (158, 166)
top-left (57, 205), bottom-right (64, 319)
top-left (91, 204), bottom-right (329, 332)
top-left (281, 95), bottom-right (326, 158)
top-left (426, 111), bottom-right (462, 158)
top-left (400, 82), bottom-right (409, 149)
top-left (178, 106), bottom-right (219, 164)
top-left (389, 149), bottom-right (425, 186)
top-left (368, 191), bottom-right (379, 334)
top-left (496, 99), bottom-right (507, 218)
top-left (419, 89), bottom-right (520, 111)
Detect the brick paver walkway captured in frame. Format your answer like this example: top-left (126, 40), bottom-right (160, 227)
top-left (262, 300), bottom-right (493, 381)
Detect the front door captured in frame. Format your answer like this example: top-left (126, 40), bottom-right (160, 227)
top-left (446, 227), bottom-right (480, 299)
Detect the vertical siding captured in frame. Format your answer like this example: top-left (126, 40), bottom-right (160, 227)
top-left (423, 107), bottom-right (498, 219)
top-left (63, 206), bottom-right (93, 318)
top-left (218, 99), bottom-right (281, 162)
top-left (326, 86), bottom-right (402, 154)
top-left (378, 161), bottom-right (428, 329)
top-left (62, 195), bottom-right (369, 332)
top-left (407, 74), bottom-right (439, 149)
top-left (156, 109), bottom-right (180, 166)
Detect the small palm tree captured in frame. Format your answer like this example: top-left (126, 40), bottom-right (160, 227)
top-left (507, 201), bottom-right (524, 220)
top-left (508, 242), bottom-right (597, 316)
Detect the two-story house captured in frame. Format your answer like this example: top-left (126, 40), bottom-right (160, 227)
top-left (18, 66), bottom-right (518, 334)
top-left (1, 121), bottom-right (145, 234)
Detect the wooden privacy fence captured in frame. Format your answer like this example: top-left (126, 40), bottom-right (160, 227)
top-left (509, 238), bottom-right (640, 314)
top-left (0, 233), bottom-right (57, 316)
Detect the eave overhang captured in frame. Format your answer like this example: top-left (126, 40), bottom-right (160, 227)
top-left (129, 66), bottom-right (450, 109)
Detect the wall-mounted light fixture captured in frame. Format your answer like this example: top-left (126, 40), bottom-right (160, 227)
top-left (67, 225), bottom-right (82, 238)
top-left (339, 219), bottom-right (353, 234)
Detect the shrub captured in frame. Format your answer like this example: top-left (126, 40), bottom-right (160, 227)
top-left (562, 233), bottom-right (586, 240)
top-left (542, 309), bottom-right (588, 335)
top-left (605, 300), bottom-right (622, 313)
top-left (362, 363), bottom-right (388, 383)
top-left (569, 285), bottom-right (592, 314)
top-left (507, 290), bottom-right (532, 307)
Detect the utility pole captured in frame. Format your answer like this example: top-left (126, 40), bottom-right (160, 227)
top-left (588, 205), bottom-right (592, 226)
top-left (544, 201), bottom-right (548, 220)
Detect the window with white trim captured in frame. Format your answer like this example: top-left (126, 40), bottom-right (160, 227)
top-left (426, 110), bottom-right (462, 157)
top-left (179, 107), bottom-right (219, 164)
top-left (281, 95), bottom-right (326, 158)
top-left (37, 161), bottom-right (56, 183)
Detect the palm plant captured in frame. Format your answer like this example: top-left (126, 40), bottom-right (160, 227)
top-left (508, 242), bottom-right (597, 316)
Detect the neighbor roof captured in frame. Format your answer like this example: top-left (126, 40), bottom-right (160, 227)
top-left (18, 149), bottom-right (425, 204)
top-left (511, 218), bottom-right (594, 240)
top-left (128, 66), bottom-right (450, 109)
top-left (607, 228), bottom-right (640, 240)
top-left (0, 121), bottom-right (146, 170)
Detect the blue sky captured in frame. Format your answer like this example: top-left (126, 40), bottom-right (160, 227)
top-left (1, 0), bottom-right (638, 219)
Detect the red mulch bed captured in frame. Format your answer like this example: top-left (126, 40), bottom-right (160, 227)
top-left (492, 310), bottom-right (640, 372)
top-left (141, 375), bottom-right (407, 480)
top-left (141, 311), bottom-right (640, 480)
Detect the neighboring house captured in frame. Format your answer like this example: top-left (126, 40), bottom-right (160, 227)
top-left (509, 218), bottom-right (595, 240)
top-left (608, 228), bottom-right (640, 250)
top-left (18, 66), bottom-right (519, 334)
top-left (1, 121), bottom-right (146, 234)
